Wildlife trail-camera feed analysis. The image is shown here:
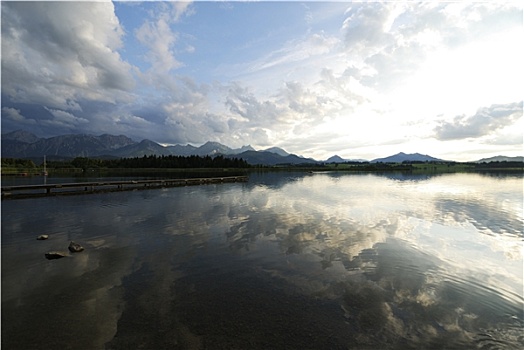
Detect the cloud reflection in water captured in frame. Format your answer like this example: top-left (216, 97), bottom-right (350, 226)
top-left (219, 173), bottom-right (523, 347)
top-left (1, 172), bottom-right (522, 349)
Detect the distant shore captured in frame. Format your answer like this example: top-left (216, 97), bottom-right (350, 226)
top-left (2, 162), bottom-right (523, 178)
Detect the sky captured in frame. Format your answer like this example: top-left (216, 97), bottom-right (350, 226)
top-left (1, 1), bottom-right (522, 161)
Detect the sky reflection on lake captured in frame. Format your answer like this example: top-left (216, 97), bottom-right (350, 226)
top-left (2, 172), bottom-right (523, 349)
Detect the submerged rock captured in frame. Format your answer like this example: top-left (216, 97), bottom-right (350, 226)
top-left (45, 251), bottom-right (67, 260)
top-left (37, 235), bottom-right (49, 240)
top-left (68, 241), bottom-right (84, 253)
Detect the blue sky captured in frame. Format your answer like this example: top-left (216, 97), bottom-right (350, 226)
top-left (1, 1), bottom-right (522, 161)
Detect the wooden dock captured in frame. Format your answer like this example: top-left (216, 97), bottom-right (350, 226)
top-left (1, 176), bottom-right (248, 199)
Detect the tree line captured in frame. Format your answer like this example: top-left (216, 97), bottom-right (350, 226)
top-left (474, 161), bottom-right (523, 169)
top-left (48, 154), bottom-right (250, 170)
top-left (1, 158), bottom-right (37, 168)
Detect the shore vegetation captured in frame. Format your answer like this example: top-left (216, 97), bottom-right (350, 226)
top-left (1, 156), bottom-right (522, 177)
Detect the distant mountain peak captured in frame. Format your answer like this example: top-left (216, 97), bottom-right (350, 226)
top-left (371, 152), bottom-right (443, 163)
top-left (196, 141), bottom-right (232, 155)
top-left (325, 155), bottom-right (368, 163)
top-left (326, 155), bottom-right (345, 163)
top-left (264, 147), bottom-right (289, 157)
top-left (234, 145), bottom-right (256, 153)
top-left (2, 130), bottom-right (41, 143)
top-left (202, 141), bottom-right (222, 146)
top-left (139, 139), bottom-right (156, 144)
top-left (475, 155), bottom-right (523, 163)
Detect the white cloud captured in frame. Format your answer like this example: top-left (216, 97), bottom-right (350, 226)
top-left (1, 1), bottom-right (135, 110)
top-left (211, 1), bottom-right (522, 157)
top-left (341, 1), bottom-right (522, 95)
top-left (135, 11), bottom-right (181, 74)
top-left (115, 114), bottom-right (155, 128)
top-left (133, 1), bottom-right (195, 78)
top-left (1, 107), bottom-right (34, 124)
top-left (434, 102), bottom-right (523, 141)
top-left (172, 1), bottom-right (194, 22)
top-left (43, 107), bottom-right (89, 129)
top-left (217, 31), bottom-right (342, 96)
top-left (2, 1), bottom-right (522, 160)
top-left (247, 32), bottom-right (340, 74)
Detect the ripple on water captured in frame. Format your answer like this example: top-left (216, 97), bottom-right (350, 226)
top-left (430, 269), bottom-right (524, 349)
top-left (1, 172), bottom-right (522, 349)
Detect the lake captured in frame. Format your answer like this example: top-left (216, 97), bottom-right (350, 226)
top-left (2, 171), bottom-right (523, 349)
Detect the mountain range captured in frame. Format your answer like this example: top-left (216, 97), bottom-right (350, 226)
top-left (1, 130), bottom-right (520, 165)
top-left (1, 130), bottom-right (316, 165)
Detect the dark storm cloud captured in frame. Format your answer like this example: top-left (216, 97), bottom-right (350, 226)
top-left (434, 102), bottom-right (523, 141)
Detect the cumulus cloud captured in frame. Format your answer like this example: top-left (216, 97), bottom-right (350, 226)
top-left (1, 1), bottom-right (135, 110)
top-left (342, 2), bottom-right (396, 51)
top-left (226, 83), bottom-right (284, 126)
top-left (221, 65), bottom-right (370, 149)
top-left (172, 1), bottom-right (194, 21)
top-left (43, 107), bottom-right (89, 129)
top-left (125, 1), bottom-right (230, 145)
top-left (482, 134), bottom-right (523, 146)
top-left (341, 2), bottom-right (522, 91)
top-left (154, 76), bottom-right (232, 144)
top-left (1, 107), bottom-right (36, 125)
top-left (163, 108), bottom-right (228, 145)
top-left (134, 1), bottom-right (195, 81)
top-left (434, 102), bottom-right (523, 141)
top-left (222, 83), bottom-right (289, 146)
top-left (115, 114), bottom-right (155, 129)
top-left (1, 1), bottom-right (522, 159)
top-left (216, 1), bottom-right (522, 153)
top-left (0, 1), bottom-right (207, 143)
top-left (222, 2), bottom-right (524, 149)
top-left (135, 9), bottom-right (182, 74)
top-left (225, 81), bottom-right (331, 147)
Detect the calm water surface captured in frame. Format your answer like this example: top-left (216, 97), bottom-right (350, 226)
top-left (2, 172), bottom-right (523, 349)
